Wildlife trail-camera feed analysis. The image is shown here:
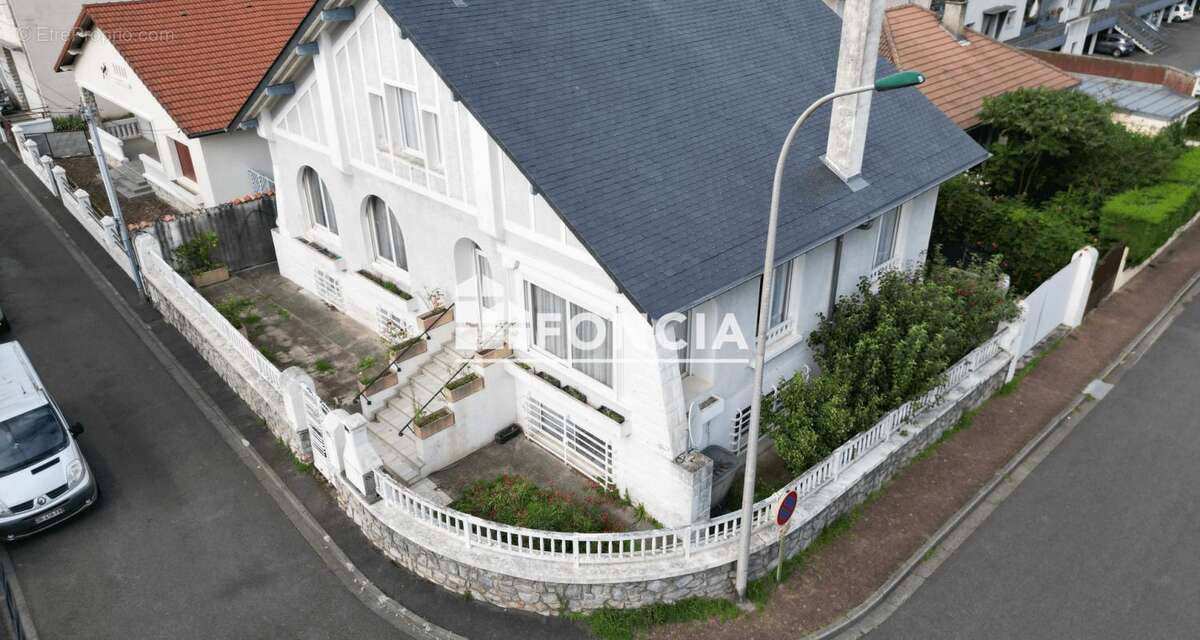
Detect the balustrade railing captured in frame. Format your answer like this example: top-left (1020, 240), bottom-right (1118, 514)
top-left (370, 327), bottom-right (1011, 567)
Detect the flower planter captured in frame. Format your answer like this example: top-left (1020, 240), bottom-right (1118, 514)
top-left (413, 408), bottom-right (455, 439)
top-left (494, 423), bottom-right (522, 445)
top-left (418, 307), bottom-right (454, 332)
top-left (445, 375), bottom-right (484, 402)
top-left (477, 346), bottom-right (512, 366)
top-left (358, 369), bottom-right (399, 396)
top-left (191, 265), bottom-right (230, 287)
top-left (390, 338), bottom-right (427, 363)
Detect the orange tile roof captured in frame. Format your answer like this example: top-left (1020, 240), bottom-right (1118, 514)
top-left (882, 5), bottom-right (1079, 129)
top-left (57, 0), bottom-right (313, 136)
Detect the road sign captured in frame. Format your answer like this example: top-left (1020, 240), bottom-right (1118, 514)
top-left (776, 490), bottom-right (798, 526)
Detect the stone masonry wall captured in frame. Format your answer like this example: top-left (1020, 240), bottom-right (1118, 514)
top-left (145, 275), bottom-right (296, 452)
top-left (330, 352), bottom-right (1012, 615)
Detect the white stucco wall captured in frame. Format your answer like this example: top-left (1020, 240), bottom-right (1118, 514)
top-left (70, 25), bottom-right (271, 208)
top-left (261, 0), bottom-right (946, 525)
top-left (964, 0), bottom-right (1029, 41)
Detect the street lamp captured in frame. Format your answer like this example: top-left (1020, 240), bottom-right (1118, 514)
top-left (734, 70), bottom-right (926, 601)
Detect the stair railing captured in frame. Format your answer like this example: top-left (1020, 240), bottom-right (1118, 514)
top-left (398, 324), bottom-right (506, 437)
top-left (349, 303), bottom-right (455, 407)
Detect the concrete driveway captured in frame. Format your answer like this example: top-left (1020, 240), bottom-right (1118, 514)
top-left (865, 290), bottom-right (1200, 638)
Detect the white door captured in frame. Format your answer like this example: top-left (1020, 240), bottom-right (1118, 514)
top-left (474, 248), bottom-right (504, 349)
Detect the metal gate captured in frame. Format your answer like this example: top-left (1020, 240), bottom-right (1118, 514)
top-left (1087, 242), bottom-right (1125, 314)
top-left (523, 395), bottom-right (614, 487)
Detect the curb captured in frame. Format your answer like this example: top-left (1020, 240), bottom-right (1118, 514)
top-left (0, 153), bottom-right (462, 640)
top-left (805, 267), bottom-right (1200, 640)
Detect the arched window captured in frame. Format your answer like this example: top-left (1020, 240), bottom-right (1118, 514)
top-left (300, 167), bottom-right (337, 233)
top-left (367, 196), bottom-right (407, 271)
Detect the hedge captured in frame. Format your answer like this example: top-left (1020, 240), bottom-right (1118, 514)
top-left (1165, 147), bottom-right (1200, 186)
top-left (1101, 182), bottom-right (1200, 264)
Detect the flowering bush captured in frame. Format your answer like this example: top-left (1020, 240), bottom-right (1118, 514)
top-left (765, 257), bottom-right (1019, 475)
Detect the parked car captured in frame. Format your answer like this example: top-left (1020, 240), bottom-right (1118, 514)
top-left (1094, 34), bottom-right (1136, 57)
top-left (0, 342), bottom-right (97, 541)
top-left (1169, 3), bottom-right (1194, 21)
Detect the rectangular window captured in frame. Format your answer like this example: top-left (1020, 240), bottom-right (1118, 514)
top-left (769, 260), bottom-right (793, 327)
top-left (527, 284), bottom-right (614, 386)
top-left (173, 139), bottom-right (196, 182)
top-left (385, 85), bottom-right (422, 154)
top-left (570, 304), bottom-right (614, 387)
top-left (369, 93), bottom-right (389, 153)
top-left (874, 208), bottom-right (901, 268)
top-left (676, 312), bottom-right (691, 376)
top-left (422, 111), bottom-right (443, 172)
top-left (529, 285), bottom-right (568, 359)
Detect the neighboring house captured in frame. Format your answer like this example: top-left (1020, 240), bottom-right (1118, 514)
top-left (1012, 0), bottom-right (1199, 56)
top-left (1025, 49), bottom-right (1199, 131)
top-left (882, 3), bottom-right (1080, 138)
top-left (884, 0), bottom-right (1031, 42)
top-left (52, 0), bottom-right (311, 212)
top-left (232, 0), bottom-right (985, 526)
top-left (0, 0), bottom-right (132, 114)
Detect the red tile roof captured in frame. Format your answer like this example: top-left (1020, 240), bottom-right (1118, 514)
top-left (56, 0), bottom-right (313, 136)
top-left (882, 5), bottom-right (1080, 129)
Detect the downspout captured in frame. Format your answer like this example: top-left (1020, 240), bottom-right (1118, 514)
top-left (827, 236), bottom-right (844, 317)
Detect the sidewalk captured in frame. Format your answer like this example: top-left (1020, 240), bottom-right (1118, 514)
top-left (653, 224), bottom-right (1200, 639)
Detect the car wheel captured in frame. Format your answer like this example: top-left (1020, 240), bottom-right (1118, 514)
top-left (1113, 50), bottom-right (1123, 57)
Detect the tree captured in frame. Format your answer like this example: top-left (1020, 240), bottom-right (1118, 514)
top-left (978, 88), bottom-right (1115, 202)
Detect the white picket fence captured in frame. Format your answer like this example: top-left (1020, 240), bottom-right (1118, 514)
top-left (367, 328), bottom-right (1010, 566)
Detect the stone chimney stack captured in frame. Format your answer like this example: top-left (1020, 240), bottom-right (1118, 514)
top-left (823, 0), bottom-right (887, 190)
top-left (942, 0), bottom-right (968, 38)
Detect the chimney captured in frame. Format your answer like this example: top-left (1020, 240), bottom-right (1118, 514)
top-left (942, 0), bottom-right (967, 38)
top-left (823, 0), bottom-right (887, 191)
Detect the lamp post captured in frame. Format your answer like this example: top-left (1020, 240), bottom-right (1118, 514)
top-left (734, 70), bottom-right (925, 601)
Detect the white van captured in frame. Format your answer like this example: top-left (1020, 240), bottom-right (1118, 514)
top-left (0, 342), bottom-right (97, 540)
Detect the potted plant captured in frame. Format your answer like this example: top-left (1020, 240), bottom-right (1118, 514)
top-left (355, 356), bottom-right (398, 395)
top-left (444, 372), bottom-right (484, 402)
top-left (562, 385), bottom-right (588, 404)
top-left (174, 232), bottom-right (229, 287)
top-left (598, 406), bottom-right (626, 424)
top-left (412, 406), bottom-right (455, 439)
top-left (418, 287), bottom-right (453, 331)
top-left (383, 320), bottom-right (426, 363)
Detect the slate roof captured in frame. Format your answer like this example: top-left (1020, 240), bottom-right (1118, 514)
top-left (883, 6), bottom-right (1080, 129)
top-left (1075, 74), bottom-right (1199, 120)
top-left (55, 0), bottom-right (313, 137)
top-left (370, 0), bottom-right (988, 319)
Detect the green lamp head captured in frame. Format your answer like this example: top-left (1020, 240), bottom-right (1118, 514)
top-left (874, 71), bottom-right (926, 92)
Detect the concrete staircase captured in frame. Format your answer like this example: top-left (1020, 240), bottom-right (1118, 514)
top-left (111, 160), bottom-right (153, 199)
top-left (1116, 13), bottom-right (1168, 55)
top-left (367, 340), bottom-right (477, 485)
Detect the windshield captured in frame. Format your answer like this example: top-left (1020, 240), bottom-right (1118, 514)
top-left (0, 405), bottom-right (68, 476)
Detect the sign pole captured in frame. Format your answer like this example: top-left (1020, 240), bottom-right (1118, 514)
top-left (774, 490), bottom-right (799, 584)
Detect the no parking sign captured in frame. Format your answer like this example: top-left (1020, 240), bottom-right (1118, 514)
top-left (774, 490), bottom-right (798, 582)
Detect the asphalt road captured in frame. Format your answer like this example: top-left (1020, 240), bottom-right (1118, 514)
top-left (0, 157), bottom-right (409, 636)
top-left (867, 293), bottom-right (1200, 638)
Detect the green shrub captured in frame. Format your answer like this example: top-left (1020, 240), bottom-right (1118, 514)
top-left (173, 232), bottom-right (221, 273)
top-left (992, 201), bottom-right (1090, 292)
top-left (449, 476), bottom-right (615, 532)
top-left (1165, 147), bottom-right (1200, 186)
top-left (52, 116), bottom-right (86, 132)
top-left (765, 258), bottom-right (1019, 476)
top-left (1101, 183), bottom-right (1200, 264)
top-left (215, 296), bottom-right (258, 328)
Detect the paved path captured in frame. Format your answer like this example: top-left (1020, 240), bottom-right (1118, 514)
top-left (866, 292), bottom-right (1200, 639)
top-left (0, 151), bottom-right (409, 638)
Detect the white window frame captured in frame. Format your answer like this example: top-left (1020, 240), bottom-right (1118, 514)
top-left (368, 91), bottom-right (390, 154)
top-left (300, 167), bottom-right (338, 235)
top-left (421, 109), bottom-right (444, 173)
top-left (383, 84), bottom-right (424, 159)
top-left (366, 196), bottom-right (408, 272)
top-left (525, 281), bottom-right (615, 389)
top-left (873, 208), bottom-right (902, 271)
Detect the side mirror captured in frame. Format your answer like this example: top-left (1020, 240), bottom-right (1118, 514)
top-left (69, 422), bottom-right (84, 437)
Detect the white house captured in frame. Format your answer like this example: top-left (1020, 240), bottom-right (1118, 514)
top-left (51, 0), bottom-right (312, 212)
top-left (233, 0), bottom-right (987, 526)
